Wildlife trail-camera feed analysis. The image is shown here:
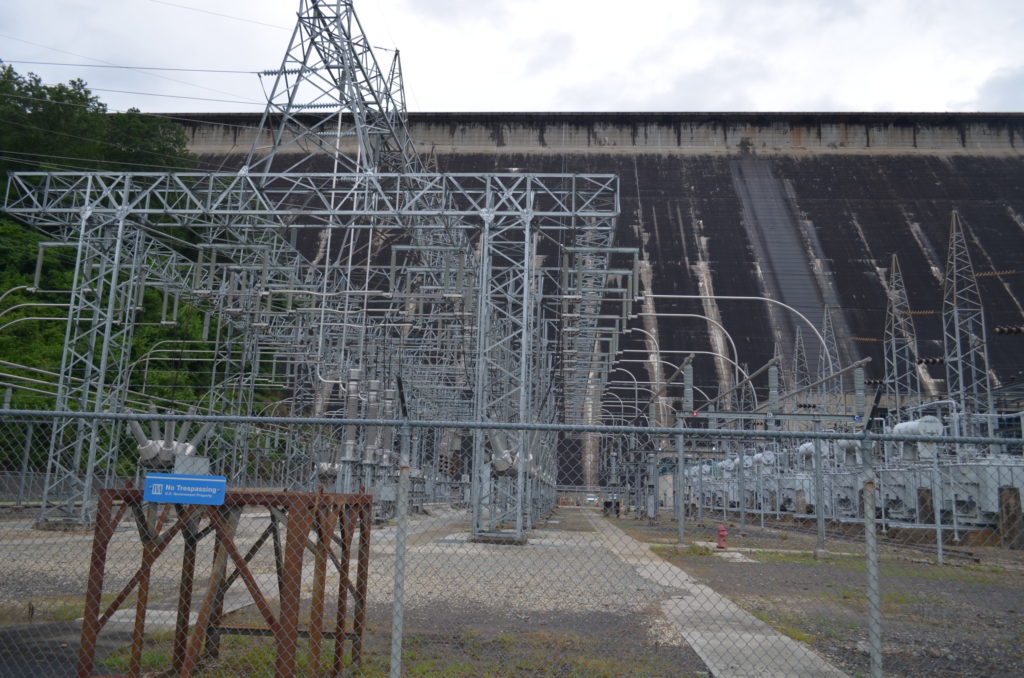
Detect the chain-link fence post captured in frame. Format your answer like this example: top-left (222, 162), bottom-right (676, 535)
top-left (675, 415), bottom-right (685, 544)
top-left (16, 421), bottom-right (32, 507)
top-left (813, 427), bottom-right (827, 556)
top-left (738, 438), bottom-right (747, 534)
top-left (863, 445), bottom-right (883, 678)
top-left (697, 450), bottom-right (704, 523)
top-left (931, 454), bottom-right (945, 564)
top-left (390, 421), bottom-right (412, 677)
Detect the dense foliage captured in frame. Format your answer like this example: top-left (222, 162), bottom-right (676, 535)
top-left (0, 62), bottom-right (195, 175)
top-left (0, 65), bottom-right (206, 424)
top-left (0, 66), bottom-right (292, 479)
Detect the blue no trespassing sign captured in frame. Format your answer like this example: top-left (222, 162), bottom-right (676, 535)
top-left (143, 473), bottom-right (227, 506)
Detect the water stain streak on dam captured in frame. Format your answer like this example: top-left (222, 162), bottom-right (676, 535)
top-left (183, 112), bottom-right (1024, 402)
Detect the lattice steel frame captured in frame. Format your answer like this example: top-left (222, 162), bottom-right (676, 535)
top-left (942, 210), bottom-right (994, 435)
top-left (4, 172), bottom-right (625, 531)
top-left (884, 254), bottom-right (920, 422)
top-left (2, 1), bottom-right (632, 535)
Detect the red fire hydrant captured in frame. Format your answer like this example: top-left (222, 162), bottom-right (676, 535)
top-left (716, 524), bottom-right (728, 550)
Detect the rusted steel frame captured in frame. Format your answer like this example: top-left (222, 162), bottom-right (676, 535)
top-left (129, 502), bottom-right (156, 543)
top-left (270, 505), bottom-right (286, 594)
top-left (128, 502), bottom-right (172, 676)
top-left (155, 503), bottom-right (172, 533)
top-left (113, 501), bottom-right (131, 526)
top-left (218, 516), bottom-right (279, 596)
top-left (76, 489), bottom-right (119, 678)
top-left (318, 533), bottom-right (346, 573)
top-left (129, 505), bottom-right (161, 677)
top-left (96, 513), bottom-right (185, 628)
top-left (78, 494), bottom-right (185, 677)
top-left (330, 506), bottom-right (367, 600)
top-left (205, 508), bottom-right (284, 659)
top-left (75, 490), bottom-right (370, 677)
top-left (352, 501), bottom-right (372, 668)
top-left (194, 522), bottom-right (216, 540)
top-left (129, 502), bottom-right (171, 542)
top-left (205, 504), bottom-right (285, 637)
top-left (275, 494), bottom-right (318, 678)
top-left (179, 505), bottom-right (244, 677)
top-left (203, 505), bottom-right (247, 660)
top-left (331, 503), bottom-right (359, 678)
top-left (171, 505), bottom-right (201, 675)
top-left (308, 499), bottom-right (343, 676)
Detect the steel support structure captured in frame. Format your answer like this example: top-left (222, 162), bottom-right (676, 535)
top-left (2, 0), bottom-right (632, 533)
top-left (942, 211), bottom-right (994, 437)
top-left (38, 206), bottom-right (145, 523)
top-left (884, 254), bottom-right (920, 423)
top-left (75, 488), bottom-right (373, 678)
top-left (4, 171), bottom-right (627, 527)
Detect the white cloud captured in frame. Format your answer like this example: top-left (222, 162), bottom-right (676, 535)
top-left (1, 0), bottom-right (1022, 112)
top-left (975, 67), bottom-right (1024, 111)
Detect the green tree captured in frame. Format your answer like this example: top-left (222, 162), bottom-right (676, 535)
top-left (0, 66), bottom-right (210, 472)
top-left (0, 62), bottom-right (196, 174)
top-left (106, 107), bottom-right (195, 170)
top-left (0, 63), bottom-right (108, 174)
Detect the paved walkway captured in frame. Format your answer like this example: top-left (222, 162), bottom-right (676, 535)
top-left (588, 514), bottom-right (848, 678)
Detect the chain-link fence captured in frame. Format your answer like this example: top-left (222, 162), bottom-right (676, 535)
top-left (0, 409), bottom-right (1021, 677)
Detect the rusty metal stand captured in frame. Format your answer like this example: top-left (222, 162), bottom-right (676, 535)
top-left (76, 488), bottom-right (373, 678)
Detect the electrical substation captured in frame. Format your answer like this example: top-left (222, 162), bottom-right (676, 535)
top-left (4, 1), bottom-right (631, 542)
top-left (2, 1), bottom-right (1024, 676)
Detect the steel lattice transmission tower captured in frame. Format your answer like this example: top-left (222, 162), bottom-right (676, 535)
top-left (791, 328), bottom-right (811, 392)
top-left (884, 254), bottom-right (920, 423)
top-left (212, 0), bottom-right (428, 483)
top-left (942, 210), bottom-right (994, 436)
top-left (818, 306), bottom-right (843, 411)
top-left (246, 0), bottom-right (419, 175)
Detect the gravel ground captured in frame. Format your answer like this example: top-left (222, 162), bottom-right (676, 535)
top-left (221, 506), bottom-right (708, 676)
top-left (6, 503), bottom-right (1018, 676)
top-left (0, 506), bottom-right (709, 676)
top-left (618, 515), bottom-right (1024, 678)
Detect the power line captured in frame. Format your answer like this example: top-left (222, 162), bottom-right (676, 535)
top-left (0, 152), bottom-right (128, 174)
top-left (0, 91), bottom-right (105, 112)
top-left (146, 0), bottom-right (289, 31)
top-left (3, 60), bottom-right (256, 75)
top-left (0, 91), bottom-right (268, 151)
top-left (90, 88), bottom-right (261, 106)
top-left (0, 32), bottom-right (122, 71)
top-left (0, 149), bottom-right (199, 173)
top-left (0, 34), bottom-right (257, 102)
top-left (147, 0), bottom-right (397, 54)
top-left (0, 115), bottom-right (200, 169)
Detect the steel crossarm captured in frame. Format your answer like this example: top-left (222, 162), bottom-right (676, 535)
top-left (6, 172), bottom-right (620, 222)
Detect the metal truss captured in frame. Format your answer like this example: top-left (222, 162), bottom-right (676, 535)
top-left (818, 307), bottom-right (843, 411)
top-left (39, 209), bottom-right (144, 522)
top-left (1, 0), bottom-right (632, 534)
top-left (942, 210), bottom-right (994, 436)
top-left (246, 0), bottom-right (419, 175)
top-left (884, 254), bottom-right (920, 423)
top-left (3, 172), bottom-right (626, 526)
top-left (791, 328), bottom-right (811, 391)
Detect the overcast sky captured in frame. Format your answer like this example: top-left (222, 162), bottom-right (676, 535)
top-left (2, 0), bottom-right (1023, 114)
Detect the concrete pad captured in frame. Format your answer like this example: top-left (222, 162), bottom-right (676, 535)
top-left (588, 515), bottom-right (847, 678)
top-left (102, 572), bottom-right (280, 631)
top-left (694, 541), bottom-right (758, 562)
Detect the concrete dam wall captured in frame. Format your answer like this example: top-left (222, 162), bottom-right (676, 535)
top-left (181, 112), bottom-right (1024, 404)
